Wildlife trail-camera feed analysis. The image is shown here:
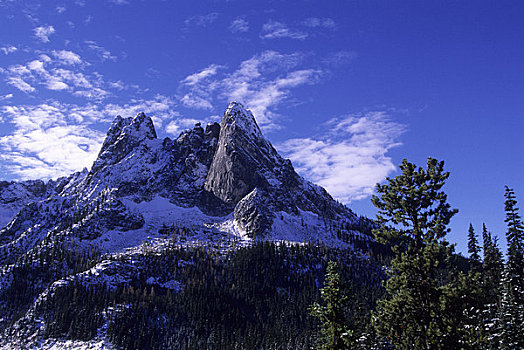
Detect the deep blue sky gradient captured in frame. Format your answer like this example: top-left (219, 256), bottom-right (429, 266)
top-left (1, 0), bottom-right (524, 254)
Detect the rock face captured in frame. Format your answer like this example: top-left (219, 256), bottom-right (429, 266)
top-left (0, 102), bottom-right (378, 349)
top-left (205, 102), bottom-right (276, 203)
top-left (0, 102), bottom-right (372, 262)
top-left (92, 112), bottom-right (157, 173)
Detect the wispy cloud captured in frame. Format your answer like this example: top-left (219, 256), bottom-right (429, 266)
top-left (52, 50), bottom-right (83, 65)
top-left (184, 13), bottom-right (219, 28)
top-left (180, 94), bottom-right (214, 110)
top-left (0, 46), bottom-right (17, 55)
top-left (33, 25), bottom-right (56, 42)
top-left (323, 51), bottom-right (357, 66)
top-left (181, 64), bottom-right (223, 86)
top-left (166, 117), bottom-right (211, 136)
top-left (2, 52), bottom-right (110, 99)
top-left (0, 103), bottom-right (105, 179)
top-left (178, 51), bottom-right (321, 130)
top-left (302, 17), bottom-right (336, 29)
top-left (0, 95), bottom-right (180, 179)
top-left (179, 64), bottom-right (224, 110)
top-left (278, 112), bottom-right (406, 202)
top-left (6, 77), bottom-right (35, 92)
top-left (229, 18), bottom-right (249, 33)
top-left (85, 40), bottom-right (117, 61)
top-left (260, 21), bottom-right (308, 40)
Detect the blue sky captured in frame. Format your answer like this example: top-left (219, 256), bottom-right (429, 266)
top-left (1, 0), bottom-right (523, 254)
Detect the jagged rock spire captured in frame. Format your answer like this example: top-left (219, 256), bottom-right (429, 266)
top-left (91, 112), bottom-right (157, 173)
top-left (204, 102), bottom-right (278, 204)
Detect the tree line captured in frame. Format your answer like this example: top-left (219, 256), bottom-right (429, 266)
top-left (311, 158), bottom-right (524, 349)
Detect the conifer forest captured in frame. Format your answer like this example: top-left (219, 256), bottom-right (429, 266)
top-left (1, 157), bottom-right (523, 349)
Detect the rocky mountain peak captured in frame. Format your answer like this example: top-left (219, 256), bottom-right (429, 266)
top-left (204, 102), bottom-right (280, 204)
top-left (91, 112), bottom-right (157, 173)
top-left (221, 102), bottom-right (264, 140)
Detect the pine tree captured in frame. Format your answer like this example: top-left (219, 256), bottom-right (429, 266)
top-left (499, 186), bottom-right (524, 349)
top-left (310, 261), bottom-right (353, 350)
top-left (504, 186), bottom-right (524, 250)
top-left (371, 157), bottom-right (458, 350)
top-left (467, 223), bottom-right (481, 268)
top-left (480, 224), bottom-right (504, 348)
top-left (441, 270), bottom-right (488, 349)
top-left (482, 224), bottom-right (504, 298)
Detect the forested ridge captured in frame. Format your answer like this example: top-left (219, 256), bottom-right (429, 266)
top-left (1, 157), bottom-right (523, 349)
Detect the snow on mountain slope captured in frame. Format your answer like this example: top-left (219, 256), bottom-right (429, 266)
top-left (0, 101), bottom-right (371, 260)
top-left (0, 102), bottom-right (380, 349)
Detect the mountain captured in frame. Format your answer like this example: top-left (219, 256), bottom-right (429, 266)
top-left (0, 102), bottom-right (379, 349)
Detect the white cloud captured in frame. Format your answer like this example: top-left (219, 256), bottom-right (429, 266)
top-left (0, 104), bottom-right (105, 179)
top-left (46, 79), bottom-right (69, 90)
top-left (0, 46), bottom-right (17, 55)
top-left (56, 5), bottom-right (66, 13)
top-left (166, 118), bottom-right (204, 136)
top-left (34, 25), bottom-right (56, 42)
top-left (278, 112), bottom-right (405, 202)
top-left (303, 17), bottom-right (336, 29)
top-left (181, 64), bottom-right (223, 86)
top-left (85, 41), bottom-right (117, 61)
top-left (177, 51), bottom-right (322, 130)
top-left (1, 53), bottom-right (112, 99)
top-left (0, 126), bottom-right (104, 180)
top-left (109, 80), bottom-right (125, 90)
top-left (0, 95), bottom-right (180, 179)
top-left (52, 50), bottom-right (82, 65)
top-left (109, 0), bottom-right (129, 4)
top-left (180, 94), bottom-right (214, 110)
top-left (229, 18), bottom-right (249, 33)
top-left (7, 77), bottom-right (35, 92)
top-left (260, 21), bottom-right (308, 40)
top-left (221, 51), bottom-right (319, 129)
top-left (0, 93), bottom-right (13, 101)
top-left (184, 13), bottom-right (219, 28)
top-left (323, 51), bottom-right (357, 66)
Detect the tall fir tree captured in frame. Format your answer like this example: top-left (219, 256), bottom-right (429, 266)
top-left (310, 261), bottom-right (353, 350)
top-left (371, 158), bottom-right (458, 350)
top-left (480, 224), bottom-right (504, 349)
top-left (504, 186), bottom-right (524, 250)
top-left (499, 186), bottom-right (524, 349)
top-left (482, 224), bottom-right (504, 297)
top-left (467, 223), bottom-right (481, 268)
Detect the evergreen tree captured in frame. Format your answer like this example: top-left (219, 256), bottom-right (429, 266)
top-left (499, 186), bottom-right (524, 349)
top-left (467, 223), bottom-right (481, 267)
top-left (441, 270), bottom-right (488, 349)
top-left (480, 224), bottom-right (504, 349)
top-left (504, 186), bottom-right (524, 250)
top-left (482, 224), bottom-right (504, 298)
top-left (310, 261), bottom-right (353, 350)
top-left (371, 157), bottom-right (458, 350)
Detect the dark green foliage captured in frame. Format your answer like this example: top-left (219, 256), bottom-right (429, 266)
top-left (467, 223), bottom-right (481, 268)
top-left (482, 224), bottom-right (504, 303)
top-left (440, 270), bottom-right (489, 349)
top-left (0, 240), bottom-right (100, 332)
top-left (504, 186), bottom-right (524, 250)
top-left (371, 157), bottom-right (460, 350)
top-left (37, 280), bottom-right (107, 340)
top-left (372, 158), bottom-right (458, 250)
top-left (23, 242), bottom-right (385, 350)
top-left (499, 186), bottom-right (524, 349)
top-left (310, 261), bottom-right (352, 350)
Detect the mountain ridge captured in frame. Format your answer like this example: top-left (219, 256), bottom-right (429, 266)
top-left (0, 102), bottom-right (379, 349)
top-left (0, 101), bottom-right (369, 252)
